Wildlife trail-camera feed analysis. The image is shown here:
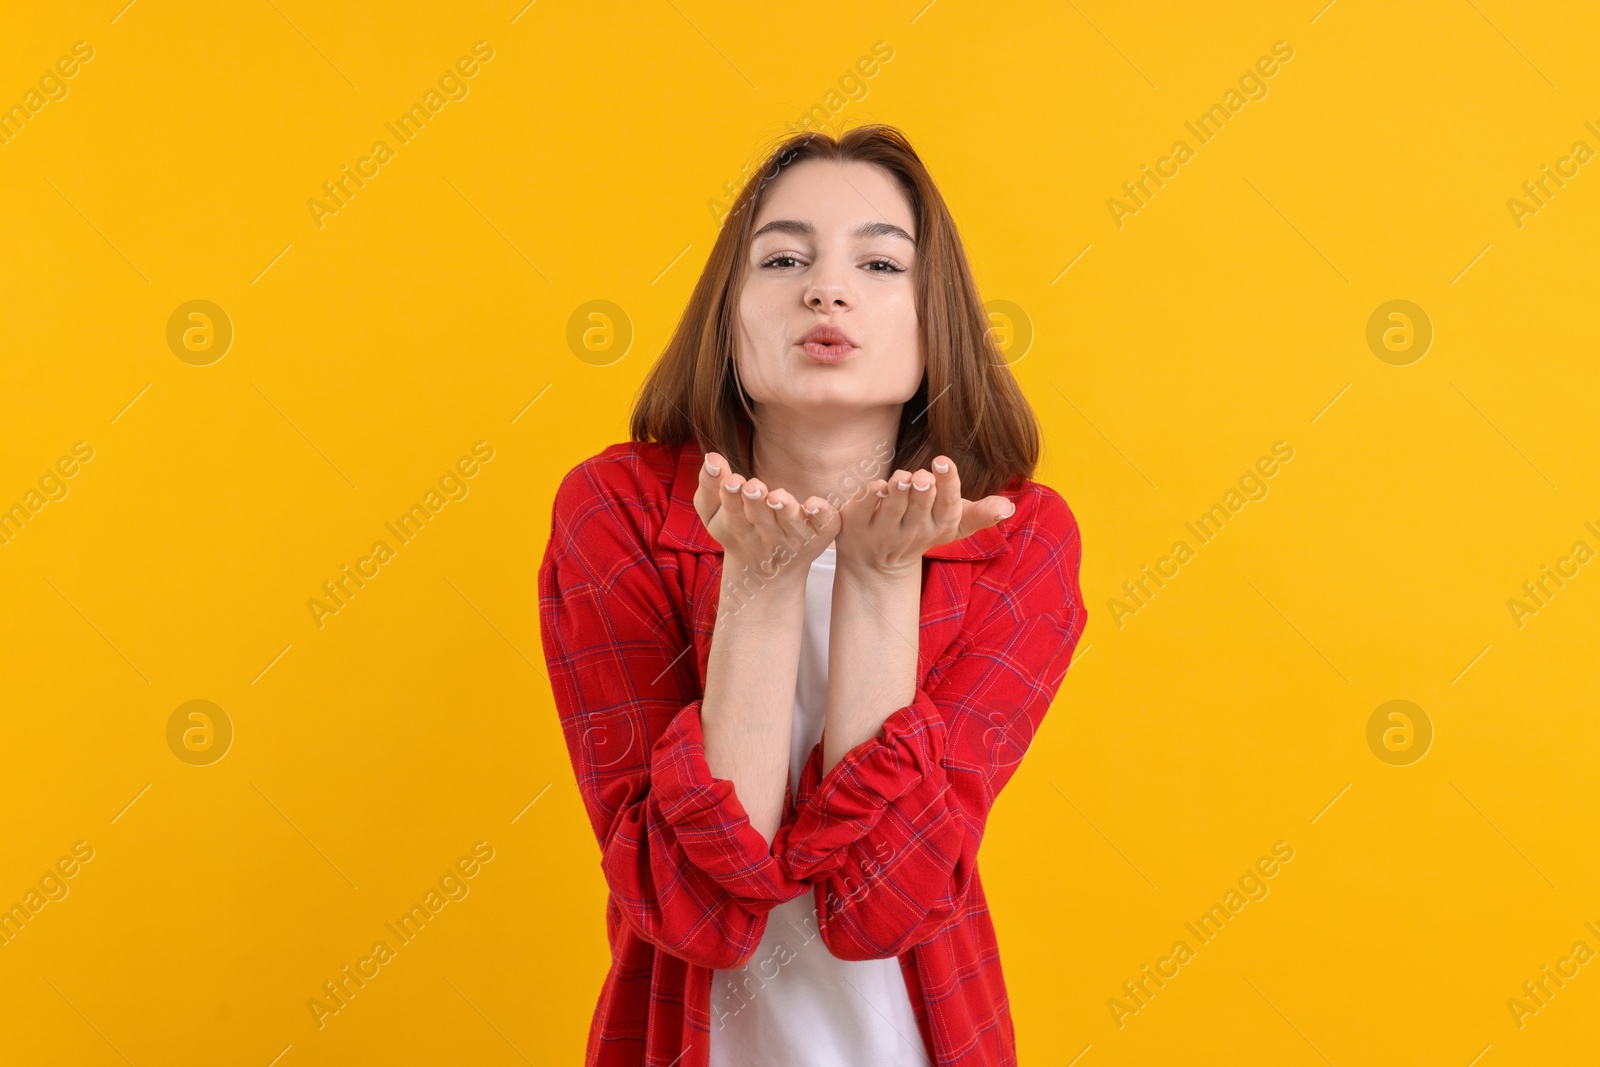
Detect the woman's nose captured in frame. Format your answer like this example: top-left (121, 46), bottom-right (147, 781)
top-left (805, 277), bottom-right (851, 309)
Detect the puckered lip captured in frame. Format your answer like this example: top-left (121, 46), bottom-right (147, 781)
top-left (797, 323), bottom-right (857, 347)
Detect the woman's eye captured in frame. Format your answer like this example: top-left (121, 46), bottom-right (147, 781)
top-left (759, 254), bottom-right (905, 272)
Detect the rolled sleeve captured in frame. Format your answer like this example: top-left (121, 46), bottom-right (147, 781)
top-left (780, 689), bottom-right (952, 882)
top-left (634, 697), bottom-right (808, 906)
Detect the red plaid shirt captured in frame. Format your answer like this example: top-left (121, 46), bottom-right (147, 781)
top-left (538, 438), bottom-right (1087, 1066)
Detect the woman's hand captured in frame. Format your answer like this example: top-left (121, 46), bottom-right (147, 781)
top-left (693, 451), bottom-right (841, 583)
top-left (835, 455), bottom-right (1015, 579)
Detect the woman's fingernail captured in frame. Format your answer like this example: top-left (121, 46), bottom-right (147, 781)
top-left (768, 497), bottom-right (783, 509)
top-left (725, 479), bottom-right (742, 493)
top-left (876, 488), bottom-right (888, 498)
top-left (744, 484), bottom-right (762, 498)
top-left (1002, 502), bottom-right (1016, 518)
top-left (896, 479), bottom-right (911, 491)
top-left (913, 479), bottom-right (931, 491)
top-left (933, 458), bottom-right (949, 473)
top-left (804, 505), bottom-right (818, 515)
top-left (705, 458), bottom-right (721, 476)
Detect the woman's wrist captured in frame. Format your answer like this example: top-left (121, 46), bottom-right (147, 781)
top-left (834, 550), bottom-right (923, 588)
top-left (719, 550), bottom-right (811, 613)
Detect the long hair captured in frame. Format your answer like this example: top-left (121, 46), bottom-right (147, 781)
top-left (628, 123), bottom-right (1042, 500)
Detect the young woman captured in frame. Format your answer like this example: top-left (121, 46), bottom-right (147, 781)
top-left (539, 124), bottom-right (1088, 1067)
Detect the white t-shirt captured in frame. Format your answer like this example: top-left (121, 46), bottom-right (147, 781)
top-left (708, 544), bottom-right (929, 1066)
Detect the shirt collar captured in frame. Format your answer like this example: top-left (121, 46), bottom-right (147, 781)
top-left (655, 439), bottom-right (1010, 561)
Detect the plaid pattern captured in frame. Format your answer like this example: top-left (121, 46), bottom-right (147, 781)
top-left (538, 438), bottom-right (1087, 1066)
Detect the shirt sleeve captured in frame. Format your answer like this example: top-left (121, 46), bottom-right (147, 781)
top-left (538, 457), bottom-right (808, 970)
top-left (773, 486), bottom-right (1088, 961)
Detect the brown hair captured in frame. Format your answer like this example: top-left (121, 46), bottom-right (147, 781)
top-left (628, 123), bottom-right (1041, 500)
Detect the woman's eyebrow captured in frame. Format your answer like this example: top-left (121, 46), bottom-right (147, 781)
top-left (751, 219), bottom-right (915, 246)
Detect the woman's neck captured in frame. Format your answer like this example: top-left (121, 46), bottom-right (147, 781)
top-left (746, 409), bottom-right (901, 515)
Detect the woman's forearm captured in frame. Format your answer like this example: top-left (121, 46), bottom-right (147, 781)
top-left (821, 562), bottom-right (922, 774)
top-left (699, 558), bottom-right (808, 844)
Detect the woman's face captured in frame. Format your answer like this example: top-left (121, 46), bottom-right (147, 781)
top-left (735, 158), bottom-right (923, 418)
